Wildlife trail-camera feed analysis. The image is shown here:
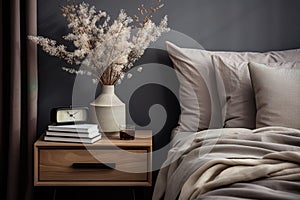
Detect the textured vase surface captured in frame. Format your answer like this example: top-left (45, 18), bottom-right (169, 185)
top-left (90, 85), bottom-right (125, 133)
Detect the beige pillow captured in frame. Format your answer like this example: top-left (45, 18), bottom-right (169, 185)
top-left (166, 42), bottom-right (222, 132)
top-left (212, 54), bottom-right (300, 129)
top-left (212, 57), bottom-right (255, 128)
top-left (249, 62), bottom-right (300, 129)
top-left (166, 41), bottom-right (300, 131)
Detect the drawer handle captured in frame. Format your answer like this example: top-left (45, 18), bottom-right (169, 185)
top-left (72, 163), bottom-right (116, 169)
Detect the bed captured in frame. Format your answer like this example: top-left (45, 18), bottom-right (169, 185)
top-left (152, 42), bottom-right (300, 200)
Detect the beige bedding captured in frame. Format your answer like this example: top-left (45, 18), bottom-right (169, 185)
top-left (153, 127), bottom-right (300, 200)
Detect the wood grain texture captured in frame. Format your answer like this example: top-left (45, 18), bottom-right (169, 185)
top-left (39, 149), bottom-right (147, 181)
top-left (35, 130), bottom-right (152, 147)
top-left (34, 130), bottom-right (152, 186)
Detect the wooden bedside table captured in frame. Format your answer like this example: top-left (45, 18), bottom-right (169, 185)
top-left (34, 130), bottom-right (152, 187)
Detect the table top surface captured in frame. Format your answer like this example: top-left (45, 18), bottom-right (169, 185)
top-left (35, 130), bottom-right (152, 148)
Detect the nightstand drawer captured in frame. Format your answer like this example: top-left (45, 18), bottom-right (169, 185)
top-left (39, 149), bottom-right (148, 182)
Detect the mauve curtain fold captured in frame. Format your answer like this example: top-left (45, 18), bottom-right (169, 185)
top-left (0, 0), bottom-right (37, 200)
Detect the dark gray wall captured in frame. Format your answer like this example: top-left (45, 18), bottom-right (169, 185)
top-left (36, 0), bottom-right (300, 199)
top-left (37, 0), bottom-right (300, 134)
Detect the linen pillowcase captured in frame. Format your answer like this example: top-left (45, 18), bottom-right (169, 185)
top-left (213, 55), bottom-right (300, 129)
top-left (248, 62), bottom-right (300, 129)
top-left (212, 57), bottom-right (255, 129)
top-left (166, 42), bottom-right (222, 132)
top-left (166, 41), bottom-right (300, 132)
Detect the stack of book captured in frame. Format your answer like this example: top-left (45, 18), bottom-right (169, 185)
top-left (44, 124), bottom-right (101, 144)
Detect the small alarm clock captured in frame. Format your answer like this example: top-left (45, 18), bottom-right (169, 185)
top-left (50, 106), bottom-right (89, 125)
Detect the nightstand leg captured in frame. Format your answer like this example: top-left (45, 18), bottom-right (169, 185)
top-left (131, 187), bottom-right (136, 200)
top-left (52, 188), bottom-right (57, 200)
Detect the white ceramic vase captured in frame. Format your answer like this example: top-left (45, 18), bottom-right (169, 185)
top-left (90, 85), bottom-right (125, 133)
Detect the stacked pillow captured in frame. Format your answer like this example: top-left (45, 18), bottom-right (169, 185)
top-left (166, 42), bottom-right (222, 133)
top-left (249, 62), bottom-right (300, 129)
top-left (166, 41), bottom-right (300, 133)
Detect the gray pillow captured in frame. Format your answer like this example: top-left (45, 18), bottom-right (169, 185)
top-left (249, 62), bottom-right (300, 129)
top-left (166, 41), bottom-right (300, 132)
top-left (212, 57), bottom-right (255, 128)
top-left (166, 42), bottom-right (222, 132)
top-left (212, 54), bottom-right (300, 129)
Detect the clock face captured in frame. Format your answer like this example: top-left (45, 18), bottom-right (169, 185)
top-left (56, 109), bottom-right (88, 123)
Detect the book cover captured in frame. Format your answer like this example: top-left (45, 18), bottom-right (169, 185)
top-left (46, 130), bottom-right (100, 138)
top-left (44, 134), bottom-right (102, 144)
top-left (48, 123), bottom-right (98, 133)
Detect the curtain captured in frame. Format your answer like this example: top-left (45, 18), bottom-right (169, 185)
top-left (0, 0), bottom-right (37, 200)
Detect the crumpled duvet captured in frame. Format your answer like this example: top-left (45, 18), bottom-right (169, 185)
top-left (152, 127), bottom-right (300, 200)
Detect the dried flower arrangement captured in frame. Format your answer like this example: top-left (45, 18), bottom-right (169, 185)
top-left (28, 0), bottom-right (169, 85)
